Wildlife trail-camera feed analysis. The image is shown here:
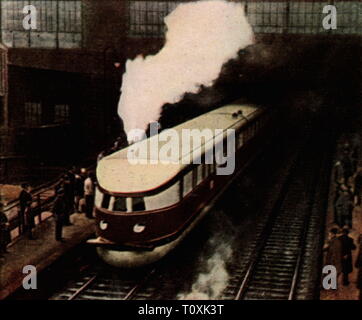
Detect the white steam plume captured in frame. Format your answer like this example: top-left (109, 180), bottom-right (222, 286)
top-left (178, 238), bottom-right (232, 300)
top-left (118, 0), bottom-right (254, 142)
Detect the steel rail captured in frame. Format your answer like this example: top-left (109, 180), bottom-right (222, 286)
top-left (67, 275), bottom-right (98, 300)
top-left (235, 132), bottom-right (333, 300)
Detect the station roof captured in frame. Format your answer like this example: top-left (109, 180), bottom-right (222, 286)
top-left (97, 101), bottom-right (261, 195)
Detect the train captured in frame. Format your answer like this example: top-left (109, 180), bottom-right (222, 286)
top-left (87, 100), bottom-right (274, 267)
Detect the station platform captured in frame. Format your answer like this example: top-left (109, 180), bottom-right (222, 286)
top-left (0, 212), bottom-right (95, 300)
top-left (320, 131), bottom-right (362, 300)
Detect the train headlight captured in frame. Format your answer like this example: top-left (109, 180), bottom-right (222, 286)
top-left (133, 223), bottom-right (146, 233)
top-left (99, 220), bottom-right (108, 230)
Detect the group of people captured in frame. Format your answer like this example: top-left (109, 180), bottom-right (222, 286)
top-left (333, 139), bottom-right (361, 228)
top-left (325, 134), bottom-right (362, 294)
top-left (53, 167), bottom-right (95, 242)
top-left (0, 166), bottom-right (96, 257)
top-left (0, 182), bottom-right (35, 257)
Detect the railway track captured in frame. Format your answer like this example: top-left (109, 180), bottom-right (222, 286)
top-left (50, 130), bottom-right (334, 301)
top-left (52, 267), bottom-right (157, 300)
top-left (221, 131), bottom-right (334, 300)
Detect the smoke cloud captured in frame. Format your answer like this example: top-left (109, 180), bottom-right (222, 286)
top-left (177, 208), bottom-right (237, 300)
top-left (178, 240), bottom-right (232, 300)
top-left (118, 0), bottom-right (254, 142)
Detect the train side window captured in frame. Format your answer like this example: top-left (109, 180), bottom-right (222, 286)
top-left (192, 167), bottom-right (198, 188)
top-left (113, 197), bottom-right (127, 211)
top-left (183, 170), bottom-right (193, 197)
top-left (101, 194), bottom-right (111, 209)
top-left (144, 181), bottom-right (181, 210)
top-left (197, 165), bottom-right (203, 185)
top-left (208, 163), bottom-right (215, 175)
top-left (237, 133), bottom-right (243, 148)
top-left (205, 164), bottom-right (212, 177)
top-left (216, 139), bottom-right (228, 168)
top-left (133, 197), bottom-right (146, 211)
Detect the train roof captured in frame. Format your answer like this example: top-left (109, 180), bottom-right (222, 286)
top-left (97, 101), bottom-right (263, 194)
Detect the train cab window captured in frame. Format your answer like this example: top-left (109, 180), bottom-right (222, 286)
top-left (101, 194), bottom-right (111, 209)
top-left (113, 197), bottom-right (127, 211)
top-left (132, 197), bottom-right (146, 211)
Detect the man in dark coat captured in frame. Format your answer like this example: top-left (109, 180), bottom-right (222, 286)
top-left (354, 169), bottom-right (362, 206)
top-left (67, 167), bottom-right (76, 205)
top-left (19, 183), bottom-right (32, 236)
top-left (334, 187), bottom-right (353, 228)
top-left (53, 189), bottom-right (67, 242)
top-left (0, 203), bottom-right (10, 256)
top-left (355, 234), bottom-right (362, 299)
top-left (339, 227), bottom-right (356, 286)
top-left (324, 227), bottom-right (342, 275)
top-left (334, 161), bottom-right (344, 185)
top-left (62, 175), bottom-right (73, 226)
top-left (341, 153), bottom-right (354, 185)
top-left (74, 171), bottom-right (84, 213)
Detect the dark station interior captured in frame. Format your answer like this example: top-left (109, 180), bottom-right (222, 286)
top-left (0, 0), bottom-right (361, 301)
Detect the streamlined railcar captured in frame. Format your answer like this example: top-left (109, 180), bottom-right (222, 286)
top-left (87, 100), bottom-right (274, 267)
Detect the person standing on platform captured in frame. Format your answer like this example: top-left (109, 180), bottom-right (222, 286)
top-left (353, 168), bottom-right (362, 207)
top-left (62, 174), bottom-right (73, 226)
top-left (339, 227), bottom-right (356, 286)
top-left (53, 189), bottom-right (66, 242)
top-left (355, 234), bottom-right (362, 299)
top-left (341, 153), bottom-right (354, 186)
top-left (19, 183), bottom-right (32, 235)
top-left (67, 167), bottom-right (76, 206)
top-left (84, 172), bottom-right (95, 219)
top-left (25, 200), bottom-right (35, 240)
top-left (74, 170), bottom-right (84, 213)
top-left (350, 134), bottom-right (360, 173)
top-left (0, 203), bottom-right (10, 256)
top-left (334, 186), bottom-right (353, 228)
top-left (334, 161), bottom-right (344, 186)
top-left (324, 227), bottom-right (342, 276)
